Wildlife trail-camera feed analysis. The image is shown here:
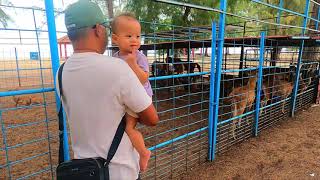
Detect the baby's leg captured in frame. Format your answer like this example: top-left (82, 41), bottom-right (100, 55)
top-left (125, 113), bottom-right (151, 172)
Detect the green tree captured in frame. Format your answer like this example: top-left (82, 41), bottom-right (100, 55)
top-left (94, 0), bottom-right (125, 19)
top-left (0, 0), bottom-right (12, 27)
top-left (124, 0), bottom-right (220, 34)
top-left (302, 0), bottom-right (320, 61)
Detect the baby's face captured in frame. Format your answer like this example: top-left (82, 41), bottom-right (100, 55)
top-left (113, 18), bottom-right (141, 54)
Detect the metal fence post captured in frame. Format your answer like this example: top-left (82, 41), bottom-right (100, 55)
top-left (44, 0), bottom-right (70, 161)
top-left (254, 32), bottom-right (265, 136)
top-left (14, 47), bottom-right (21, 87)
top-left (291, 0), bottom-right (310, 117)
top-left (212, 0), bottom-right (227, 160)
top-left (276, 0), bottom-right (283, 25)
top-left (208, 21), bottom-right (217, 161)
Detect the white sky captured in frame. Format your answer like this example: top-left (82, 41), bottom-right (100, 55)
top-left (0, 0), bottom-right (82, 59)
top-left (0, 0), bottom-right (126, 59)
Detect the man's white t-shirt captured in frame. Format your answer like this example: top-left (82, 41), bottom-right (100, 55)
top-left (56, 52), bottom-right (152, 180)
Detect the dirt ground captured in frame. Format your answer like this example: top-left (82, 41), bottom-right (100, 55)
top-left (184, 105), bottom-right (320, 180)
top-left (0, 56), bottom-right (315, 179)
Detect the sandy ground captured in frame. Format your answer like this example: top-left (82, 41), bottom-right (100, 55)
top-left (184, 105), bottom-right (320, 180)
top-left (0, 56), bottom-right (315, 180)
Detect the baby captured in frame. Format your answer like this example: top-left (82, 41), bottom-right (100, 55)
top-left (111, 13), bottom-right (153, 172)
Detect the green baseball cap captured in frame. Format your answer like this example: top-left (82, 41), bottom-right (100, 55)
top-left (65, 0), bottom-right (106, 31)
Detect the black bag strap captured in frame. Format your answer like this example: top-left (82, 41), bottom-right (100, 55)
top-left (57, 62), bottom-right (126, 166)
top-left (57, 62), bottom-right (65, 164)
top-left (106, 116), bottom-right (126, 165)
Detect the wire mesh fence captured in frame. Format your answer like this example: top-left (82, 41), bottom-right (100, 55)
top-left (1, 0), bottom-right (320, 179)
top-left (135, 23), bottom-right (212, 179)
top-left (0, 4), bottom-right (64, 180)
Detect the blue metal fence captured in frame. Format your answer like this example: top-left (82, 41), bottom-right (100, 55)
top-left (1, 0), bottom-right (320, 179)
top-left (0, 1), bottom-right (63, 179)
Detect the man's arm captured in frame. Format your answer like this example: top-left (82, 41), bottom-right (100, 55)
top-left (137, 103), bottom-right (158, 126)
top-left (120, 57), bottom-right (159, 126)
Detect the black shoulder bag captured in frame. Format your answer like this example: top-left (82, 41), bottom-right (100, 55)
top-left (56, 62), bottom-right (126, 180)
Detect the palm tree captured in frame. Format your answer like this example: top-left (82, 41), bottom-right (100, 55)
top-left (106, 0), bottom-right (114, 19)
top-left (0, 0), bottom-right (12, 27)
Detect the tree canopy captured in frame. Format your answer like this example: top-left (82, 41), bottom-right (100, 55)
top-left (95, 0), bottom-right (320, 42)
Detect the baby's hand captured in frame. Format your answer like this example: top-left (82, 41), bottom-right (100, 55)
top-left (126, 49), bottom-right (138, 66)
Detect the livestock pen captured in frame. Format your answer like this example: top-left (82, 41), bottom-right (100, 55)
top-left (1, 0), bottom-right (320, 179)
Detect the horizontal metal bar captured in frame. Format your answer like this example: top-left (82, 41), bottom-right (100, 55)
top-left (262, 65), bottom-right (284, 69)
top-left (155, 0), bottom-right (320, 33)
top-left (160, 117), bottom-right (206, 136)
top-left (0, 67), bottom-right (52, 72)
top-left (9, 152), bottom-right (49, 166)
top-left (148, 126), bottom-right (208, 151)
top-left (297, 87), bottom-right (314, 95)
top-left (244, 58), bottom-right (272, 61)
top-left (0, 60), bottom-right (52, 62)
top-left (7, 137), bottom-right (48, 150)
top-left (140, 20), bottom-right (190, 29)
top-left (144, 36), bottom-right (211, 41)
top-left (152, 61), bottom-right (207, 65)
top-left (157, 100), bottom-right (208, 114)
top-left (311, 0), bottom-right (320, 6)
top-left (150, 134), bottom-right (207, 157)
top-left (149, 137), bottom-right (206, 163)
top-left (1, 75), bottom-right (53, 80)
top-left (0, 163), bottom-right (7, 169)
top-left (155, 0), bottom-right (222, 13)
top-left (152, 81), bottom-right (209, 91)
top-left (0, 77), bottom-right (52, 83)
top-left (0, 4), bottom-right (63, 13)
top-left (251, 0), bottom-right (306, 18)
top-left (221, 64), bottom-right (307, 75)
top-left (6, 117), bottom-right (55, 129)
top-left (151, 109), bottom-right (208, 127)
top-left (146, 117), bottom-right (207, 139)
top-left (0, 133), bottom-right (58, 151)
top-left (0, 128), bottom-right (60, 152)
top-left (260, 97), bottom-right (290, 111)
top-left (1, 101), bottom-right (56, 112)
top-left (218, 110), bottom-right (255, 126)
top-left (0, 27), bottom-right (66, 34)
top-left (291, 36), bottom-right (310, 39)
top-left (0, 88), bottom-right (54, 97)
top-left (301, 62), bottom-right (319, 66)
top-left (149, 71), bottom-right (209, 81)
top-left (144, 36), bottom-right (191, 42)
top-left (16, 167), bottom-right (52, 180)
top-left (154, 91), bottom-right (209, 104)
top-left (222, 67), bottom-right (258, 73)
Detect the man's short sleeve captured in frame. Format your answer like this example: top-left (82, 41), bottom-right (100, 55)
top-left (136, 52), bottom-right (149, 73)
top-left (120, 64), bottom-right (152, 113)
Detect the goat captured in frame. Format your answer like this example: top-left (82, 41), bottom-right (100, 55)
top-left (260, 74), bottom-right (275, 114)
top-left (275, 80), bottom-right (294, 114)
top-left (261, 63), bottom-right (315, 114)
top-left (12, 95), bottom-right (42, 107)
top-left (268, 71), bottom-right (312, 114)
top-left (165, 57), bottom-right (201, 74)
top-left (151, 61), bottom-right (172, 77)
top-left (229, 71), bottom-right (257, 139)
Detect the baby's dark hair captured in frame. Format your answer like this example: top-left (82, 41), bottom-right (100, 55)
top-left (111, 12), bottom-right (138, 34)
